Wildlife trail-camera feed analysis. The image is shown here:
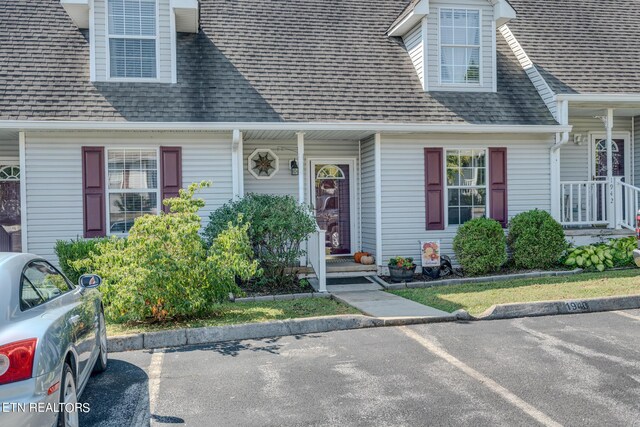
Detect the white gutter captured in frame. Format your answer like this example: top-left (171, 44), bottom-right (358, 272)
top-left (556, 93), bottom-right (640, 103)
top-left (0, 121), bottom-right (571, 134)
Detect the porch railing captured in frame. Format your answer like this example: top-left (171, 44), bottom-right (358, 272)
top-left (616, 179), bottom-right (640, 230)
top-left (307, 223), bottom-right (327, 293)
top-left (560, 181), bottom-right (609, 226)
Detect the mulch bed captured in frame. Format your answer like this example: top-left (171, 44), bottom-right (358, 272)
top-left (238, 277), bottom-right (316, 297)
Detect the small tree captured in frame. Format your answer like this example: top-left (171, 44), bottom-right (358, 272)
top-left (74, 182), bottom-right (257, 323)
top-left (204, 194), bottom-right (316, 290)
top-left (453, 217), bottom-right (507, 276)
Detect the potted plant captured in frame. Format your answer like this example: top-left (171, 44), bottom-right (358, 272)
top-left (388, 257), bottom-right (416, 283)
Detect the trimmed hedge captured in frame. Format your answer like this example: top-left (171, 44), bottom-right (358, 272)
top-left (507, 209), bottom-right (567, 269)
top-left (453, 217), bottom-right (507, 276)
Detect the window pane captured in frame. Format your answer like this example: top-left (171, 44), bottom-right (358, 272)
top-left (448, 207), bottom-right (460, 225)
top-left (448, 189), bottom-right (460, 205)
top-left (446, 150), bottom-right (459, 167)
top-left (473, 151), bottom-right (486, 167)
top-left (109, 0), bottom-right (156, 36)
top-left (440, 9), bottom-right (453, 26)
top-left (472, 206), bottom-right (486, 219)
top-left (460, 188), bottom-right (473, 206)
top-left (467, 10), bottom-right (480, 28)
top-left (441, 27), bottom-right (453, 45)
top-left (459, 207), bottom-right (472, 224)
top-left (447, 168), bottom-right (460, 186)
top-left (468, 27), bottom-right (480, 46)
top-left (459, 150), bottom-right (473, 167)
top-left (21, 262), bottom-right (71, 308)
top-left (109, 149), bottom-right (158, 189)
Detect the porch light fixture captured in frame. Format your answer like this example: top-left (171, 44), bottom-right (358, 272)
top-left (573, 134), bottom-right (585, 145)
top-left (290, 159), bottom-right (299, 176)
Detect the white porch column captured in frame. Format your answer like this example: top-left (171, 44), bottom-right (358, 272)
top-left (296, 132), bottom-right (305, 204)
top-left (550, 100), bottom-right (569, 222)
top-left (19, 132), bottom-right (27, 253)
top-left (374, 133), bottom-right (383, 270)
top-left (606, 108), bottom-right (616, 228)
top-left (231, 130), bottom-right (243, 199)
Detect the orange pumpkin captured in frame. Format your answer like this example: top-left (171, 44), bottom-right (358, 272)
top-left (354, 251), bottom-right (370, 263)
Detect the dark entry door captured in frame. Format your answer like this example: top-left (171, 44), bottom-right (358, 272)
top-left (314, 163), bottom-right (351, 255)
top-left (0, 164), bottom-right (21, 252)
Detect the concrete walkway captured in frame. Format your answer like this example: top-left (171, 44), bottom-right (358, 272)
top-left (331, 289), bottom-right (450, 319)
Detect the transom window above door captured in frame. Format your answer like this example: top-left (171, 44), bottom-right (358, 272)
top-left (107, 148), bottom-right (160, 234)
top-left (108, 0), bottom-right (158, 79)
top-left (440, 8), bottom-right (481, 85)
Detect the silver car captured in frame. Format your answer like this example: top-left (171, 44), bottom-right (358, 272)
top-left (0, 253), bottom-right (107, 427)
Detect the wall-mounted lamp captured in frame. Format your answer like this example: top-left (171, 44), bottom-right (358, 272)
top-left (573, 134), bottom-right (585, 145)
top-left (290, 159), bottom-right (299, 176)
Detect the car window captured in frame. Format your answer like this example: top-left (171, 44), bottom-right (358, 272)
top-left (20, 261), bottom-right (73, 310)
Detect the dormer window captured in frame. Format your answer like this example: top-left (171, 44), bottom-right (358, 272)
top-left (439, 8), bottom-right (481, 85)
top-left (107, 0), bottom-right (158, 79)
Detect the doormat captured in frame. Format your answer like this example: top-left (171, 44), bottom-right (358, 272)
top-left (326, 277), bottom-right (374, 286)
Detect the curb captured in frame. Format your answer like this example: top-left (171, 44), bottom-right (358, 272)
top-left (107, 314), bottom-right (460, 352)
top-left (380, 268), bottom-right (583, 290)
top-left (473, 293), bottom-right (640, 320)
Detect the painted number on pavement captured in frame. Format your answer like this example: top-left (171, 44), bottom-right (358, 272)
top-left (565, 301), bottom-right (590, 312)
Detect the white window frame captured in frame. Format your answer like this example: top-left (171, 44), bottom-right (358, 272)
top-left (438, 7), bottom-right (483, 87)
top-left (105, 0), bottom-right (160, 81)
top-left (444, 148), bottom-right (489, 227)
top-left (105, 147), bottom-right (161, 236)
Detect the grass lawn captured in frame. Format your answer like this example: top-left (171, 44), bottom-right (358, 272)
top-left (389, 269), bottom-right (640, 316)
top-left (106, 298), bottom-right (359, 335)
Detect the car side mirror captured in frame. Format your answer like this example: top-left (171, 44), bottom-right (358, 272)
top-left (78, 274), bottom-right (102, 289)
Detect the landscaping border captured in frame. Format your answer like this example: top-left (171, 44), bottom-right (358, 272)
top-left (377, 268), bottom-right (584, 290)
top-left (232, 292), bottom-right (331, 303)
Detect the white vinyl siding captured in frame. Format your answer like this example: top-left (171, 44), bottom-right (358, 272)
top-left (0, 140), bottom-right (19, 158)
top-left (93, 0), bottom-right (172, 82)
top-left (242, 140), bottom-right (362, 252)
top-left (23, 132), bottom-right (233, 264)
top-left (402, 24), bottom-right (424, 88)
top-left (379, 133), bottom-right (553, 265)
top-left (360, 137), bottom-right (376, 256)
top-left (560, 116), bottom-right (633, 182)
top-left (426, 0), bottom-right (494, 91)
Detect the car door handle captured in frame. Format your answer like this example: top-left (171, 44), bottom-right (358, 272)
top-left (69, 315), bottom-right (81, 325)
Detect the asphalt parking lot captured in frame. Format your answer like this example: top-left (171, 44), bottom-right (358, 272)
top-left (81, 309), bottom-right (640, 426)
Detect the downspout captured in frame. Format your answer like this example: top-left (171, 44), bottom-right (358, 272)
top-left (550, 99), bottom-right (570, 222)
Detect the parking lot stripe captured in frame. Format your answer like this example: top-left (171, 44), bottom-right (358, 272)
top-left (399, 326), bottom-right (563, 427)
top-left (612, 311), bottom-right (640, 321)
top-left (148, 350), bottom-right (165, 427)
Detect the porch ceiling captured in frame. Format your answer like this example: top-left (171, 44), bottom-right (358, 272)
top-left (569, 105), bottom-right (640, 118)
top-left (243, 129), bottom-right (374, 142)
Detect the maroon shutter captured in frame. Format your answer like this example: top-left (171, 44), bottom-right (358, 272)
top-left (424, 148), bottom-right (445, 230)
top-left (82, 147), bottom-right (106, 238)
top-left (489, 147), bottom-right (508, 227)
top-left (160, 146), bottom-right (182, 213)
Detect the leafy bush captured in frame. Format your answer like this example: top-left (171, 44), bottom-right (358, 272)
top-left (74, 182), bottom-right (258, 323)
top-left (453, 218), bottom-right (507, 276)
top-left (54, 237), bottom-right (110, 284)
top-left (507, 209), bottom-right (567, 269)
top-left (204, 194), bottom-right (316, 290)
top-left (564, 237), bottom-right (637, 271)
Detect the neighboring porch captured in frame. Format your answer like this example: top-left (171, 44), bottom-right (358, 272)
top-left (555, 102), bottom-right (640, 234)
top-left (0, 131), bottom-right (22, 253)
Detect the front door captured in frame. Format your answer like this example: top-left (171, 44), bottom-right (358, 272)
top-left (593, 137), bottom-right (628, 181)
top-left (311, 161), bottom-right (354, 256)
top-left (0, 162), bottom-right (21, 252)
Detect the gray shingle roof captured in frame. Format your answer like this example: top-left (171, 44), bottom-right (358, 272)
top-left (0, 0), bottom-right (556, 124)
top-left (507, 0), bottom-right (640, 94)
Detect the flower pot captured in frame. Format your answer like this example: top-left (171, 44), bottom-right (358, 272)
top-left (388, 264), bottom-right (416, 283)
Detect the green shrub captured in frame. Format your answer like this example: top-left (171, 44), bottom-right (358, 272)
top-left (204, 194), bottom-right (316, 290)
top-left (54, 237), bottom-right (110, 284)
top-left (507, 209), bottom-right (567, 269)
top-left (564, 237), bottom-right (637, 271)
top-left (453, 218), bottom-right (507, 276)
top-left (74, 182), bottom-right (258, 323)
